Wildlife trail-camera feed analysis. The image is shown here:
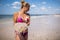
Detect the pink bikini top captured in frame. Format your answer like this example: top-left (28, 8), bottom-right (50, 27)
top-left (16, 16), bottom-right (29, 23)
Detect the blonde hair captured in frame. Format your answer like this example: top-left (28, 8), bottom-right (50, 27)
top-left (21, 1), bottom-right (30, 9)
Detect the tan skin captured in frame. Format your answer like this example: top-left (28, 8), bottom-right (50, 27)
top-left (13, 6), bottom-right (30, 40)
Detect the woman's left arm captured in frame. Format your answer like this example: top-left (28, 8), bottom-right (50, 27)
top-left (26, 16), bottom-right (30, 26)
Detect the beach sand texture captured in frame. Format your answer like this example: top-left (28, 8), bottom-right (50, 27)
top-left (0, 15), bottom-right (60, 40)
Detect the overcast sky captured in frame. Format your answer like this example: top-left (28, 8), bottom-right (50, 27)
top-left (0, 0), bottom-right (60, 15)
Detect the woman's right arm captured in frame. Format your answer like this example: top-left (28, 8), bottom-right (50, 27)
top-left (13, 12), bottom-right (18, 25)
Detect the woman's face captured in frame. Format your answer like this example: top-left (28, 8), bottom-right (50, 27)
top-left (24, 7), bottom-right (30, 12)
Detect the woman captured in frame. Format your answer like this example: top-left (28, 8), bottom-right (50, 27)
top-left (13, 1), bottom-right (30, 40)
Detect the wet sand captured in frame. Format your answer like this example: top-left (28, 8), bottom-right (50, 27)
top-left (0, 15), bottom-right (60, 40)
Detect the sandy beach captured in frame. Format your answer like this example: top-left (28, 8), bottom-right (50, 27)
top-left (0, 15), bottom-right (60, 40)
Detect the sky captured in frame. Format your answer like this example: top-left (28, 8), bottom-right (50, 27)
top-left (0, 0), bottom-right (60, 15)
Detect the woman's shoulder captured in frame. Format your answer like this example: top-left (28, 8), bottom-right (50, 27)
top-left (14, 12), bottom-right (18, 14)
top-left (13, 12), bottom-right (19, 16)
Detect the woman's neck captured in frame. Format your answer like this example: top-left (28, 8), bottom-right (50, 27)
top-left (20, 9), bottom-right (26, 13)
top-left (18, 9), bottom-right (25, 15)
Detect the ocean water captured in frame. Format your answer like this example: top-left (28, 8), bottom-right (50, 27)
top-left (0, 14), bottom-right (51, 19)
top-left (0, 15), bottom-right (13, 19)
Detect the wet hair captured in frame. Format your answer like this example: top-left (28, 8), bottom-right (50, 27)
top-left (21, 1), bottom-right (30, 9)
top-left (26, 13), bottom-right (30, 16)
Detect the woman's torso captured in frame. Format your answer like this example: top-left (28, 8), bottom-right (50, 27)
top-left (16, 12), bottom-right (29, 23)
top-left (14, 12), bottom-right (30, 32)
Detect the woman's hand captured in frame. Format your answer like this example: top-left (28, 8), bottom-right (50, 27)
top-left (23, 18), bottom-right (30, 26)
